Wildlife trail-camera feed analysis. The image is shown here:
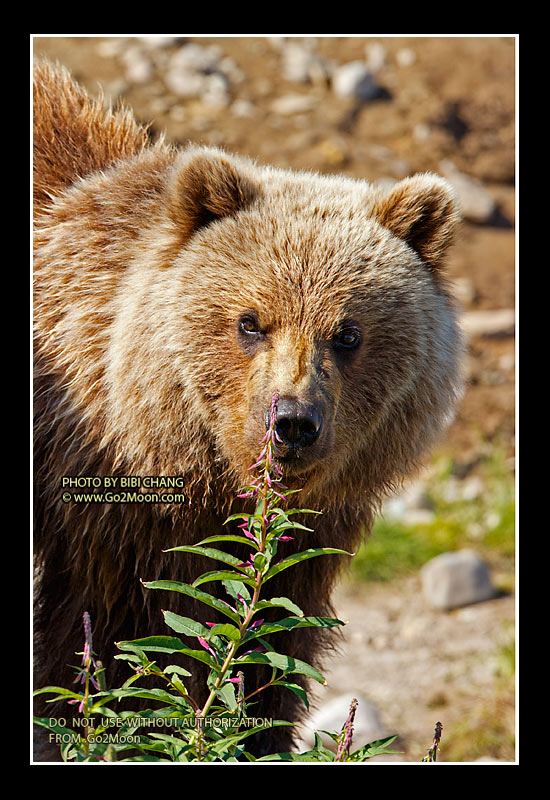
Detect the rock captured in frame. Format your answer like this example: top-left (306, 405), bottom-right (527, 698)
top-left (301, 693), bottom-right (387, 752)
top-left (123, 48), bottom-right (154, 85)
top-left (270, 93), bottom-right (317, 115)
top-left (165, 69), bottom-right (208, 99)
top-left (420, 550), bottom-right (495, 611)
top-left (383, 481), bottom-right (434, 525)
top-left (440, 159), bottom-right (497, 224)
top-left (332, 61), bottom-right (382, 101)
top-left (316, 138), bottom-right (348, 167)
top-left (364, 42), bottom-right (387, 72)
top-left (460, 309), bottom-right (515, 339)
top-left (449, 276), bottom-right (477, 306)
top-left (230, 99), bottom-right (257, 118)
top-left (396, 47), bottom-right (416, 67)
top-left (169, 42), bottom-right (221, 73)
top-left (164, 43), bottom-right (231, 106)
top-left (460, 476), bottom-right (485, 501)
top-left (281, 41), bottom-right (330, 85)
top-left (413, 122), bottom-right (431, 143)
top-left (137, 36), bottom-right (186, 49)
top-left (201, 73), bottom-right (231, 108)
top-left (96, 38), bottom-right (127, 59)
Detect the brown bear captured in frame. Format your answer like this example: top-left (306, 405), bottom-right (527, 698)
top-left (33, 59), bottom-right (463, 761)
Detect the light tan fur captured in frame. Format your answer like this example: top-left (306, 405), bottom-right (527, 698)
top-left (33, 60), bottom-right (463, 759)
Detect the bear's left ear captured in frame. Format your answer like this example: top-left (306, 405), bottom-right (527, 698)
top-left (371, 174), bottom-right (459, 272)
top-left (167, 147), bottom-right (260, 242)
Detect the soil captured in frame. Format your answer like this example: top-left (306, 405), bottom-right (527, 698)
top-left (31, 35), bottom-right (517, 763)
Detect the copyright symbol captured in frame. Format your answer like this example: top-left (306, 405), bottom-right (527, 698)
top-left (62, 492), bottom-right (71, 503)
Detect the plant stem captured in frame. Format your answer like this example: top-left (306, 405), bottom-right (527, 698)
top-left (83, 671), bottom-right (90, 757)
top-left (197, 471), bottom-right (271, 722)
top-left (194, 392), bottom-right (281, 753)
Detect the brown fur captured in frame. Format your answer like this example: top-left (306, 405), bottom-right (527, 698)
top-left (33, 60), bottom-right (463, 760)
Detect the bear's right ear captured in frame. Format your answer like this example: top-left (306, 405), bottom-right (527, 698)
top-left (371, 173), bottom-right (459, 274)
top-left (167, 148), bottom-right (259, 242)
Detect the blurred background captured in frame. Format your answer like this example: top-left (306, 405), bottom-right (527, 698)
top-left (32, 35), bottom-right (516, 762)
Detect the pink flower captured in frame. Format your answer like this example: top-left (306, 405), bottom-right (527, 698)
top-left (335, 697), bottom-right (358, 762)
top-left (197, 636), bottom-right (217, 659)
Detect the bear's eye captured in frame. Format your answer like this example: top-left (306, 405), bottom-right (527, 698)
top-left (236, 314), bottom-right (266, 353)
top-left (239, 315), bottom-right (261, 335)
top-left (333, 325), bottom-right (362, 351)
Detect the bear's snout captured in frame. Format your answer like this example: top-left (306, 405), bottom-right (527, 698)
top-left (267, 397), bottom-right (323, 450)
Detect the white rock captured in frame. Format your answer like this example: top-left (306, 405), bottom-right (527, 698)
top-left (302, 693), bottom-right (387, 751)
top-left (440, 159), bottom-right (497, 224)
top-left (383, 481), bottom-right (433, 521)
top-left (282, 42), bottom-right (329, 84)
top-left (365, 42), bottom-right (387, 72)
top-left (460, 476), bottom-right (484, 501)
top-left (449, 276), bottom-right (476, 306)
top-left (202, 73), bottom-right (230, 108)
top-left (165, 70), bottom-right (208, 98)
top-left (420, 549), bottom-right (495, 611)
top-left (413, 122), bottom-right (431, 143)
top-left (164, 44), bottom-right (233, 105)
top-left (138, 36), bottom-right (185, 49)
top-left (96, 38), bottom-right (127, 58)
top-left (332, 61), bottom-right (375, 99)
top-left (396, 47), bottom-right (416, 67)
top-left (231, 99), bottom-right (257, 118)
top-left (124, 52), bottom-right (154, 85)
top-left (271, 93), bottom-right (317, 115)
top-left (460, 309), bottom-right (515, 339)
top-left (169, 43), bottom-right (221, 73)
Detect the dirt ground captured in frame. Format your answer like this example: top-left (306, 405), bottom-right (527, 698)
top-left (32, 35), bottom-right (517, 763)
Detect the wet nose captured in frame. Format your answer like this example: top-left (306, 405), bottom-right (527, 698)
top-left (268, 398), bottom-right (323, 448)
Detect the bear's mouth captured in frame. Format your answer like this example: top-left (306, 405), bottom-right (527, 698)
top-left (275, 447), bottom-right (321, 477)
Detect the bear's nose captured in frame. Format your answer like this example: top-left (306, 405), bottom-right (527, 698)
top-left (268, 398), bottom-right (323, 448)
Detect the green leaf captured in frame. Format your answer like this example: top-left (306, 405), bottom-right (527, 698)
top-left (253, 552), bottom-right (269, 572)
top-left (272, 681), bottom-right (309, 709)
top-left (264, 548), bottom-right (353, 581)
top-left (222, 579), bottom-right (252, 604)
top-left (165, 545), bottom-right (255, 577)
top-left (193, 570), bottom-right (257, 590)
top-left (311, 731), bottom-right (337, 760)
top-left (257, 750), bottom-right (330, 762)
top-left (117, 636), bottom-right (186, 654)
top-left (223, 512), bottom-right (254, 524)
top-left (254, 597), bottom-right (304, 616)
top-left (162, 611), bottom-right (210, 639)
top-left (208, 720), bottom-right (293, 756)
top-left (89, 696), bottom-right (121, 712)
top-left (33, 716), bottom-right (82, 737)
top-left (349, 735), bottom-right (401, 761)
top-left (244, 616), bottom-right (345, 640)
top-left (121, 673), bottom-right (145, 689)
top-left (113, 652), bottom-right (143, 663)
top-left (207, 623), bottom-right (242, 642)
top-left (117, 637), bottom-right (219, 669)
top-left (107, 687), bottom-right (190, 706)
top-left (164, 665), bottom-right (192, 677)
top-left (215, 683), bottom-right (238, 712)
top-left (268, 521), bottom-right (314, 535)
top-left (143, 580), bottom-right (241, 624)
top-left (33, 686), bottom-right (83, 701)
top-left (196, 534), bottom-right (259, 549)
top-left (235, 651), bottom-right (326, 684)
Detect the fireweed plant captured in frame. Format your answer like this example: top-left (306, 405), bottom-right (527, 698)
top-left (34, 392), bottom-right (400, 763)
